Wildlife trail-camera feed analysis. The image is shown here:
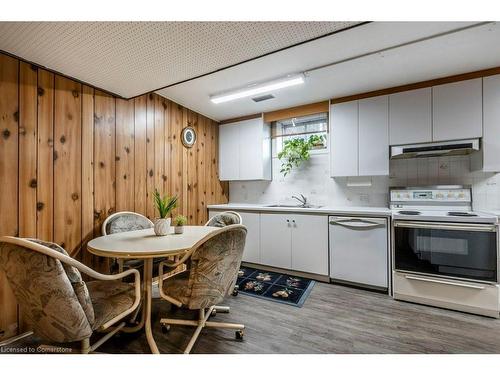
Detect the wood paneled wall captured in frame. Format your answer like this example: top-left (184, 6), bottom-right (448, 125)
top-left (0, 52), bottom-right (228, 339)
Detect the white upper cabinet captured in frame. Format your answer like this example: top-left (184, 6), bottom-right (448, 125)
top-left (218, 123), bottom-right (240, 180)
top-left (239, 120), bottom-right (267, 180)
top-left (330, 101), bottom-right (359, 177)
top-left (482, 74), bottom-right (500, 172)
top-left (358, 96), bottom-right (389, 176)
top-left (218, 117), bottom-right (271, 181)
top-left (330, 97), bottom-right (389, 177)
top-left (432, 78), bottom-right (483, 141)
top-left (389, 87), bottom-right (432, 145)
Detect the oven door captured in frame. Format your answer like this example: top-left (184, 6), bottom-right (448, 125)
top-left (393, 221), bottom-right (498, 283)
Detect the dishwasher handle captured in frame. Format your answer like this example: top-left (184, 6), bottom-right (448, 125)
top-left (329, 217), bottom-right (386, 229)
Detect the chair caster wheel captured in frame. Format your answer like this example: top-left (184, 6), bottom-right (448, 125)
top-left (232, 287), bottom-right (239, 297)
top-left (211, 309), bottom-right (217, 317)
top-left (235, 329), bottom-right (244, 340)
top-left (161, 324), bottom-right (171, 334)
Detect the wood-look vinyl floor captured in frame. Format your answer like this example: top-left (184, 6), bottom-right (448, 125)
top-left (7, 282), bottom-right (500, 354)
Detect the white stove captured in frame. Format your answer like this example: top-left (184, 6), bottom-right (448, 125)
top-left (390, 186), bottom-right (497, 224)
top-left (390, 185), bottom-right (500, 318)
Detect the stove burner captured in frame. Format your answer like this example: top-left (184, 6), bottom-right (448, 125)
top-left (447, 211), bottom-right (478, 217)
top-left (398, 210), bottom-right (421, 215)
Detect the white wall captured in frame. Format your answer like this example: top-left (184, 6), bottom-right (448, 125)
top-left (229, 153), bottom-right (500, 210)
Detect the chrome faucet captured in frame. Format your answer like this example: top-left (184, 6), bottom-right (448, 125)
top-left (291, 194), bottom-right (308, 207)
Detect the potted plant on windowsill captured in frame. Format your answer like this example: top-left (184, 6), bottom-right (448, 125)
top-left (309, 134), bottom-right (325, 150)
top-left (153, 189), bottom-right (178, 236)
top-left (174, 215), bottom-right (187, 234)
top-left (278, 134), bottom-right (326, 176)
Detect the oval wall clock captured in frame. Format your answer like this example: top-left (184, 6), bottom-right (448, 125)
top-left (181, 126), bottom-right (197, 148)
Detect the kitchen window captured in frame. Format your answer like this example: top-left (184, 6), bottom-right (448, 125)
top-left (272, 112), bottom-right (328, 155)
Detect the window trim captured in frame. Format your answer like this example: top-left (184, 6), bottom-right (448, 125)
top-left (272, 111), bottom-right (329, 157)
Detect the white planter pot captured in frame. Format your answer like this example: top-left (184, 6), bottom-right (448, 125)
top-left (154, 218), bottom-right (171, 236)
top-left (174, 226), bottom-right (184, 234)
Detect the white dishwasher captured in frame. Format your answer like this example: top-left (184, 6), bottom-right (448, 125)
top-left (329, 216), bottom-right (389, 291)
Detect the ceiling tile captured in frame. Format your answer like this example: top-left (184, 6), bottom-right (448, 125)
top-left (0, 21), bottom-right (361, 98)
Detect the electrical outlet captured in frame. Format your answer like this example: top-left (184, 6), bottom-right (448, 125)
top-left (359, 194), bottom-right (370, 203)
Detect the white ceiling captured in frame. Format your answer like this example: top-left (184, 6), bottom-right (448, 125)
top-left (2, 21), bottom-right (499, 122)
top-left (0, 21), bottom-right (360, 98)
top-left (156, 21), bottom-right (500, 121)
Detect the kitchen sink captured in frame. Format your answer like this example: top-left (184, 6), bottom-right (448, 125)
top-left (265, 204), bottom-right (323, 208)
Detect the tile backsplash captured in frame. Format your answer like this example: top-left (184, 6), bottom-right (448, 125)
top-left (229, 153), bottom-right (500, 210)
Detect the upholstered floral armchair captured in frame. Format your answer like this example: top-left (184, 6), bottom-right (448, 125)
top-left (205, 211), bottom-right (242, 227)
top-left (102, 211), bottom-right (154, 273)
top-left (205, 211), bottom-right (243, 297)
top-left (0, 236), bottom-right (141, 353)
top-left (158, 224), bottom-right (247, 354)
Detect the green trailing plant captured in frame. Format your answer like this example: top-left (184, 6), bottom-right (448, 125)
top-left (174, 214), bottom-right (187, 226)
top-left (153, 189), bottom-right (178, 218)
top-left (309, 134), bottom-right (326, 148)
top-left (277, 134), bottom-right (325, 176)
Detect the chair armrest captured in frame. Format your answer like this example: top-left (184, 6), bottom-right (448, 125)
top-left (50, 253), bottom-right (142, 330)
top-left (157, 261), bottom-right (187, 308)
top-left (100, 268), bottom-right (141, 330)
top-left (159, 255), bottom-right (186, 269)
top-left (158, 261), bottom-right (187, 281)
top-left (0, 237), bottom-right (142, 331)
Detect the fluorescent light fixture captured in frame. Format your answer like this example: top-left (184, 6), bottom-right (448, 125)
top-left (210, 74), bottom-right (305, 104)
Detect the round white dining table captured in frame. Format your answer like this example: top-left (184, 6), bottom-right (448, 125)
top-left (87, 226), bottom-right (219, 354)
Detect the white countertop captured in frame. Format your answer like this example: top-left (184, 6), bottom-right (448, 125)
top-left (207, 203), bottom-right (392, 217)
top-left (484, 210), bottom-right (500, 218)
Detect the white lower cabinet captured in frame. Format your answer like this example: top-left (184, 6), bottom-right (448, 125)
top-left (260, 213), bottom-right (328, 275)
top-left (239, 212), bottom-right (260, 263)
top-left (260, 213), bottom-right (292, 269)
top-left (209, 209), bottom-right (329, 276)
top-left (290, 214), bottom-right (328, 275)
top-left (208, 210), bottom-right (261, 264)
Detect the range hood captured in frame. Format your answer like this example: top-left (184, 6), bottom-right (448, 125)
top-left (390, 139), bottom-right (480, 160)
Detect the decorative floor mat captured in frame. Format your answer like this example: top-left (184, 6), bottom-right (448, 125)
top-left (236, 267), bottom-right (315, 307)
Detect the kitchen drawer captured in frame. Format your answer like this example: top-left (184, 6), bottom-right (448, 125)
top-left (393, 271), bottom-right (500, 318)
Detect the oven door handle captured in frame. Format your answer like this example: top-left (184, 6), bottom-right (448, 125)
top-left (404, 275), bottom-right (486, 290)
top-left (394, 221), bottom-right (497, 232)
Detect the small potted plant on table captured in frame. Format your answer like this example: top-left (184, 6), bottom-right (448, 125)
top-left (174, 215), bottom-right (187, 234)
top-left (153, 189), bottom-right (178, 236)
